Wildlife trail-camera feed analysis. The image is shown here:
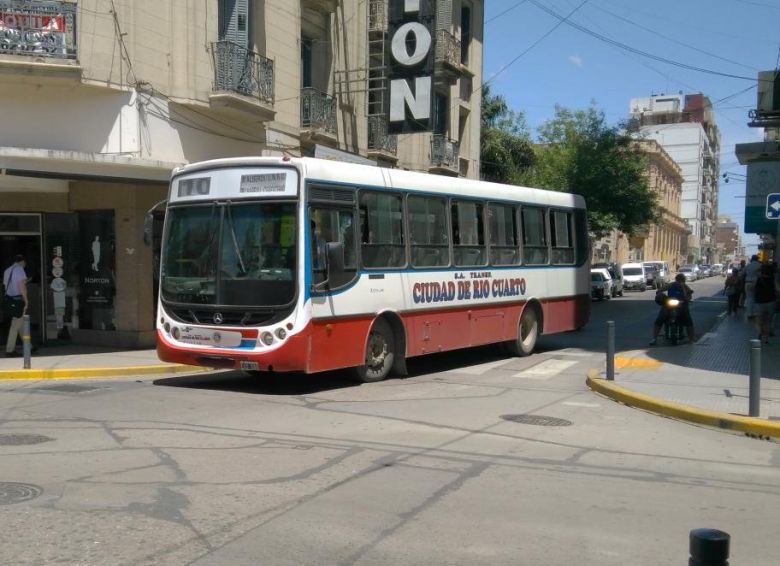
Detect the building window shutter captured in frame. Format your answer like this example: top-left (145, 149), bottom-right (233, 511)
top-left (219, 0), bottom-right (249, 46)
top-left (436, 0), bottom-right (452, 31)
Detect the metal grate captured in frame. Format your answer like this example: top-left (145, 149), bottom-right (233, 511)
top-left (0, 434), bottom-right (53, 446)
top-left (309, 187), bottom-right (356, 204)
top-left (501, 414), bottom-right (572, 427)
top-left (0, 483), bottom-right (43, 505)
top-left (212, 40), bottom-right (274, 104)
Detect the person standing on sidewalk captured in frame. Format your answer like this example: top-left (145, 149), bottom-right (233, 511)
top-left (753, 264), bottom-right (776, 344)
top-left (3, 255), bottom-right (29, 357)
top-left (743, 255), bottom-right (762, 318)
top-left (724, 268), bottom-right (741, 315)
top-left (737, 259), bottom-right (747, 308)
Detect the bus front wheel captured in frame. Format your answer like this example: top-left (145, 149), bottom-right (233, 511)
top-left (506, 307), bottom-right (539, 357)
top-left (355, 319), bottom-right (395, 383)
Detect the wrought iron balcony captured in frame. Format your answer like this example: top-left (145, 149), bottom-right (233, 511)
top-left (430, 134), bottom-right (459, 173)
top-left (0, 0), bottom-right (77, 59)
top-left (301, 87), bottom-right (337, 135)
top-left (368, 0), bottom-right (388, 34)
top-left (212, 40), bottom-right (274, 105)
top-left (435, 30), bottom-right (461, 71)
top-left (367, 116), bottom-right (397, 157)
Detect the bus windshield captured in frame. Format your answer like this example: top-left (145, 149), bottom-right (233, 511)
top-left (162, 202), bottom-right (297, 307)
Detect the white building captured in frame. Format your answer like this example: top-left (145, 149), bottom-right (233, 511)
top-left (629, 93), bottom-right (721, 263)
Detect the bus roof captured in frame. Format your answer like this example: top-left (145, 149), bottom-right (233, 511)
top-left (172, 156), bottom-right (586, 209)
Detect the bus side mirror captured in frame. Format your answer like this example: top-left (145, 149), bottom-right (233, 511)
top-left (143, 212), bottom-right (154, 246)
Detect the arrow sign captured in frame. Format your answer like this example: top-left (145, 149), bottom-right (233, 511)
top-left (767, 193), bottom-right (780, 220)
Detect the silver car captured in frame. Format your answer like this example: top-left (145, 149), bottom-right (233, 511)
top-left (677, 267), bottom-right (696, 282)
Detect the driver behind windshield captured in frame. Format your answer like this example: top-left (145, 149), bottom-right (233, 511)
top-left (650, 273), bottom-right (694, 345)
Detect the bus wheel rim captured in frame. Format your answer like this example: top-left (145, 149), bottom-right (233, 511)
top-left (367, 332), bottom-right (388, 369)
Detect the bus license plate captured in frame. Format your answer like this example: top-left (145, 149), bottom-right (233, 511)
top-left (240, 361), bottom-right (259, 371)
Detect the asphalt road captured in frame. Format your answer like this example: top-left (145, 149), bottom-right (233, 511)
top-left (2, 275), bottom-right (779, 566)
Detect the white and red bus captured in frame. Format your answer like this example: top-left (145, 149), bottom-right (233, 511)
top-left (156, 156), bottom-right (590, 381)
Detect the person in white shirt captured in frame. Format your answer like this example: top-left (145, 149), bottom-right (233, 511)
top-left (3, 255), bottom-right (28, 357)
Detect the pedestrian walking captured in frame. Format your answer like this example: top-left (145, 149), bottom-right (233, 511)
top-left (724, 268), bottom-right (741, 315)
top-left (743, 255), bottom-right (761, 318)
top-left (753, 264), bottom-right (776, 344)
top-left (737, 259), bottom-right (747, 308)
top-left (3, 255), bottom-right (29, 357)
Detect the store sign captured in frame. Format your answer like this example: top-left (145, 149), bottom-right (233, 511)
top-left (745, 161), bottom-right (780, 234)
top-left (0, 1), bottom-right (77, 59)
top-left (387, 0), bottom-right (435, 134)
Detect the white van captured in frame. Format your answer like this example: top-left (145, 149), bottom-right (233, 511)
top-left (621, 262), bottom-right (646, 291)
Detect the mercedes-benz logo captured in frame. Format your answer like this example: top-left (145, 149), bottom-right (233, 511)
top-left (213, 313), bottom-right (223, 325)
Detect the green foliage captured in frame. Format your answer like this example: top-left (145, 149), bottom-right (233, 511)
top-left (519, 104), bottom-right (659, 238)
top-left (480, 86), bottom-right (536, 184)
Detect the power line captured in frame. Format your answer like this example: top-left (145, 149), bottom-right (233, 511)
top-left (485, 1), bottom-right (528, 24)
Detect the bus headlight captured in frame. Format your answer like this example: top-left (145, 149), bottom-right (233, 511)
top-left (261, 332), bottom-right (274, 346)
top-left (172, 326), bottom-right (181, 340)
top-left (275, 328), bottom-right (287, 340)
top-left (164, 322), bottom-right (171, 334)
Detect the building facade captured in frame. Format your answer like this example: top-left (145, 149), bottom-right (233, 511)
top-left (629, 93), bottom-right (721, 264)
top-left (590, 140), bottom-right (686, 268)
top-left (716, 215), bottom-right (741, 264)
top-left (0, 0), bottom-right (484, 348)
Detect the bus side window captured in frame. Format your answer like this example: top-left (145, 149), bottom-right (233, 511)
top-left (452, 200), bottom-right (486, 267)
top-left (359, 191), bottom-right (406, 269)
top-left (488, 203), bottom-right (519, 266)
top-left (409, 195), bottom-right (449, 267)
top-left (550, 210), bottom-right (574, 265)
top-left (521, 206), bottom-right (549, 265)
top-left (574, 209), bottom-right (589, 266)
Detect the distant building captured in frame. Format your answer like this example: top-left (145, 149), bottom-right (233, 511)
top-left (629, 93), bottom-right (721, 264)
top-left (716, 215), bottom-right (741, 263)
top-left (591, 140), bottom-right (686, 268)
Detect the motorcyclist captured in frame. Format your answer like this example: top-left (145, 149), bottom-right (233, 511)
top-left (650, 273), bottom-right (694, 345)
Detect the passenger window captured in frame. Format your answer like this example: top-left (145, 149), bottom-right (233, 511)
top-left (550, 210), bottom-right (574, 265)
top-left (359, 191), bottom-right (406, 268)
top-left (452, 200), bottom-right (486, 266)
top-left (310, 207), bottom-right (357, 288)
top-left (521, 207), bottom-right (549, 265)
top-left (488, 203), bottom-right (519, 266)
top-left (408, 196), bottom-right (449, 267)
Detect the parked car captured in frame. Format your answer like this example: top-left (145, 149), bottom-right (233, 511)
top-left (711, 264), bottom-right (723, 276)
top-left (677, 266), bottom-right (697, 282)
top-left (699, 264), bottom-right (712, 278)
top-left (621, 262), bottom-right (647, 291)
top-left (643, 261), bottom-right (671, 290)
top-left (592, 262), bottom-right (624, 297)
top-left (681, 264), bottom-right (700, 280)
top-left (590, 268), bottom-right (613, 300)
top-left (643, 264), bottom-right (660, 289)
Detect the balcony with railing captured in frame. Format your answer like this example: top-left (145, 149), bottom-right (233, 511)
top-left (368, 0), bottom-right (388, 34)
top-left (300, 87), bottom-right (337, 144)
top-left (429, 134), bottom-right (460, 176)
top-left (0, 0), bottom-right (81, 81)
top-left (367, 116), bottom-right (397, 162)
top-left (435, 29), bottom-right (461, 75)
top-left (210, 40), bottom-right (275, 122)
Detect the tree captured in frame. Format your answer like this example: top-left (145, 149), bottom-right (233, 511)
top-left (480, 86), bottom-right (536, 184)
top-left (521, 105), bottom-right (659, 237)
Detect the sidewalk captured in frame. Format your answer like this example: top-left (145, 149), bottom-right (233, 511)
top-left (588, 309), bottom-right (780, 437)
top-left (0, 344), bottom-right (208, 380)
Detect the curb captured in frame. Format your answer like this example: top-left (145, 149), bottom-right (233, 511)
top-left (586, 369), bottom-right (780, 440)
top-left (0, 364), bottom-right (212, 381)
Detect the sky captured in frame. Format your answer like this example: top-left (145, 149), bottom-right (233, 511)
top-left (481, 0), bottom-right (780, 255)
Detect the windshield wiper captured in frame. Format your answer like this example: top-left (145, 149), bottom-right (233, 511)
top-left (225, 201), bottom-right (247, 275)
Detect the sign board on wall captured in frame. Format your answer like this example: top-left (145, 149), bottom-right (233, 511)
top-left (387, 0), bottom-right (436, 134)
top-left (745, 161), bottom-right (780, 234)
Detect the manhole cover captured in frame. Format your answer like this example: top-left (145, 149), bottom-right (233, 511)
top-left (0, 482), bottom-right (43, 505)
top-left (501, 414), bottom-right (572, 427)
top-left (35, 384), bottom-right (100, 393)
top-left (0, 434), bottom-right (53, 446)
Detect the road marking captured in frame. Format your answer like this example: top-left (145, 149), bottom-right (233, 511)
top-left (514, 359), bottom-right (578, 379)
top-left (455, 359), bottom-right (511, 375)
top-left (614, 357), bottom-right (663, 369)
top-left (562, 401), bottom-right (601, 408)
top-left (554, 348), bottom-right (594, 357)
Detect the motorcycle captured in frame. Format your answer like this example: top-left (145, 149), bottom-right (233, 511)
top-left (664, 297), bottom-right (685, 345)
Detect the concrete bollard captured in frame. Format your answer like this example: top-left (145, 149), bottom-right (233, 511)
top-left (749, 339), bottom-right (761, 417)
top-left (606, 321), bottom-right (615, 381)
top-left (22, 314), bottom-right (31, 370)
top-left (689, 528), bottom-right (729, 565)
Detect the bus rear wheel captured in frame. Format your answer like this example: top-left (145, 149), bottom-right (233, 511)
top-left (506, 307), bottom-right (539, 357)
top-left (355, 319), bottom-right (395, 383)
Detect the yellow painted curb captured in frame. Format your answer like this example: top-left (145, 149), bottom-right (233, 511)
top-left (0, 364), bottom-right (212, 381)
top-left (586, 369), bottom-right (780, 439)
